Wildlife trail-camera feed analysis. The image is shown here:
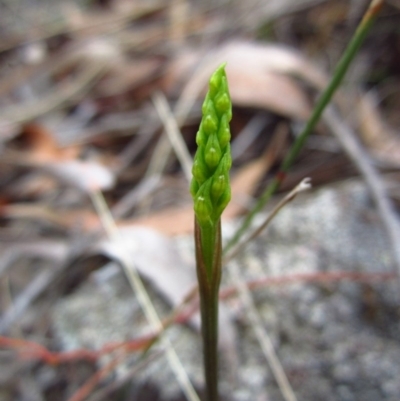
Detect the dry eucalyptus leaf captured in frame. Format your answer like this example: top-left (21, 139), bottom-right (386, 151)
top-left (357, 92), bottom-right (400, 166)
top-left (228, 64), bottom-right (311, 119)
top-left (97, 59), bottom-right (162, 96)
top-left (165, 40), bottom-right (328, 120)
top-left (97, 226), bottom-right (237, 350)
top-left (0, 203), bottom-right (101, 231)
top-left (0, 240), bottom-right (69, 277)
top-left (123, 205), bottom-right (194, 236)
top-left (232, 0), bottom-right (328, 28)
top-left (22, 122), bottom-right (80, 163)
top-left (42, 160), bottom-right (115, 193)
top-left (99, 226), bottom-right (197, 307)
top-left (2, 123), bottom-right (114, 192)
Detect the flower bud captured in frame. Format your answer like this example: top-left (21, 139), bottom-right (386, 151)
top-left (202, 114), bottom-right (218, 135)
top-left (210, 151), bottom-right (231, 201)
top-left (194, 182), bottom-right (213, 226)
top-left (215, 187), bottom-right (231, 217)
top-left (192, 151), bottom-right (209, 185)
top-left (217, 115), bottom-right (231, 149)
top-left (204, 134), bottom-right (222, 170)
top-left (211, 173), bottom-right (227, 201)
top-left (215, 92), bottom-right (231, 117)
top-left (196, 129), bottom-right (207, 147)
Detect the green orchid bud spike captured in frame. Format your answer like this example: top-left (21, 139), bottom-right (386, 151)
top-left (191, 63), bottom-right (232, 228)
top-left (191, 63), bottom-right (232, 401)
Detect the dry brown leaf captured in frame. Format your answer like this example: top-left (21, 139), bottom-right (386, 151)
top-left (121, 205), bottom-right (194, 236)
top-left (22, 123), bottom-right (80, 163)
top-left (164, 41), bottom-right (328, 120)
top-left (96, 59), bottom-right (162, 96)
top-left (0, 203), bottom-right (101, 231)
top-left (229, 67), bottom-right (310, 119)
top-left (0, 240), bottom-right (69, 277)
top-left (42, 160), bottom-right (115, 193)
top-left (99, 226), bottom-right (197, 306)
top-left (231, 0), bottom-right (327, 29)
top-left (62, 2), bottom-right (164, 37)
top-left (9, 123), bottom-right (116, 193)
top-left (357, 92), bottom-right (400, 166)
top-left (97, 226), bottom-right (237, 353)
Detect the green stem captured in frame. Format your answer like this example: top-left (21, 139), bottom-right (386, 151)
top-left (224, 0), bottom-right (383, 253)
top-left (200, 223), bottom-right (217, 282)
top-left (195, 219), bottom-right (222, 401)
top-left (200, 286), bottom-right (219, 401)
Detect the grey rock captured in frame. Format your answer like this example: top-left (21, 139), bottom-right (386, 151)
top-left (52, 180), bottom-right (400, 400)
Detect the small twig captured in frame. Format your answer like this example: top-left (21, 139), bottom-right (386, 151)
top-left (228, 261), bottom-right (298, 401)
top-left (144, 132), bottom-right (176, 179)
top-left (0, 3), bottom-right (165, 53)
top-left (231, 113), bottom-right (270, 160)
top-left (90, 190), bottom-right (200, 401)
top-left (152, 91), bottom-right (193, 181)
top-left (0, 61), bottom-right (108, 129)
top-left (113, 122), bottom-right (158, 174)
top-left (224, 178), bottom-right (312, 262)
top-left (0, 270), bottom-right (50, 334)
top-left (168, 0), bottom-right (189, 45)
top-left (145, 49), bottom-right (221, 179)
top-left (219, 270), bottom-right (395, 299)
top-left (1, 271), bottom-right (393, 363)
top-left (88, 350), bottom-right (164, 401)
top-left (67, 352), bottom-right (127, 401)
top-left (0, 333), bottom-right (154, 365)
top-left (111, 175), bottom-right (162, 219)
top-left (0, 255), bottom-right (69, 335)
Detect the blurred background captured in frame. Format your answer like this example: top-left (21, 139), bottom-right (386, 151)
top-left (1, 1), bottom-right (400, 401)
